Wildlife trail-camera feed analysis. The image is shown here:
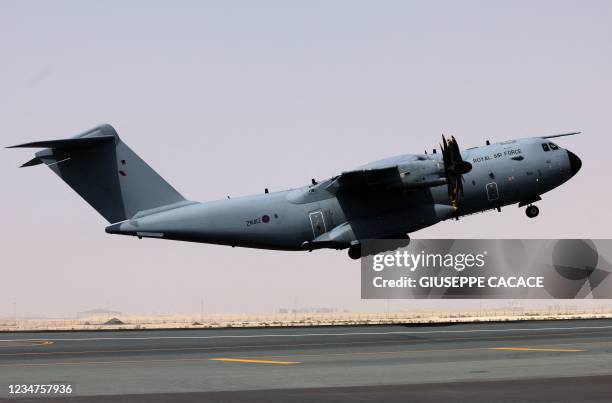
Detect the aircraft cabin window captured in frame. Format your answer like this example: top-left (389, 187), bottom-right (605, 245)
top-left (541, 143), bottom-right (550, 152)
top-left (549, 143), bottom-right (559, 150)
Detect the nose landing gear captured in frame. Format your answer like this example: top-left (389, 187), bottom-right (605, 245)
top-left (525, 205), bottom-right (539, 218)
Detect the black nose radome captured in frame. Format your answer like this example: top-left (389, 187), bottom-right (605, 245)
top-left (567, 150), bottom-right (582, 176)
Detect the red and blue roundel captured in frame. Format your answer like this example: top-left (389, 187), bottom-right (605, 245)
top-left (262, 214), bottom-right (270, 223)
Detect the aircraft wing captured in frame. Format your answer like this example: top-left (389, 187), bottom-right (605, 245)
top-left (541, 131), bottom-right (581, 139)
top-left (325, 166), bottom-right (403, 194)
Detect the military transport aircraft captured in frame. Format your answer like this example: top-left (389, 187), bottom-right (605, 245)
top-left (10, 125), bottom-right (581, 259)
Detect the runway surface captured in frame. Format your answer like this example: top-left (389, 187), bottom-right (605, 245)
top-left (2, 319), bottom-right (612, 402)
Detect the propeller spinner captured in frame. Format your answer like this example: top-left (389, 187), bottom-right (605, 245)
top-left (440, 135), bottom-right (472, 208)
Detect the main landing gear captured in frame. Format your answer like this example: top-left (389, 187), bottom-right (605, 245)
top-left (348, 244), bottom-right (361, 260)
top-left (525, 205), bottom-right (539, 218)
top-left (347, 235), bottom-right (411, 259)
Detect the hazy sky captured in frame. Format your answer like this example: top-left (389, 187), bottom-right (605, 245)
top-left (2, 0), bottom-right (611, 317)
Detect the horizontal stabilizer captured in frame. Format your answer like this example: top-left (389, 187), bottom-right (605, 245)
top-left (8, 135), bottom-right (114, 149)
top-left (19, 156), bottom-right (43, 168)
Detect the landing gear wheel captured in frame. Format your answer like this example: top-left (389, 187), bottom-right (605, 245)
top-left (348, 244), bottom-right (362, 260)
top-left (526, 205), bottom-right (539, 218)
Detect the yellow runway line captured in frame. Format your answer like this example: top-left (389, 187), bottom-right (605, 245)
top-left (36, 340), bottom-right (53, 346)
top-left (0, 340), bottom-right (52, 348)
top-left (209, 358), bottom-right (300, 365)
top-left (490, 347), bottom-right (585, 352)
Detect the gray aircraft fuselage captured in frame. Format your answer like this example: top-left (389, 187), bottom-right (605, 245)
top-left (11, 125), bottom-right (580, 258)
top-left (105, 135), bottom-right (581, 255)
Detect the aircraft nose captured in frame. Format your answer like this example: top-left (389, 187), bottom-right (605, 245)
top-left (567, 150), bottom-right (582, 176)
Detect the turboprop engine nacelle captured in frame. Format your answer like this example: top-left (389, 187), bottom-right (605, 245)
top-left (397, 160), bottom-right (446, 189)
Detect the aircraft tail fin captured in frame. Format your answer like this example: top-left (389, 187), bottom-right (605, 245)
top-left (9, 124), bottom-right (186, 223)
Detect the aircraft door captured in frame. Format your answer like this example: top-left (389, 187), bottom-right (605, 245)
top-left (309, 210), bottom-right (326, 238)
top-left (486, 182), bottom-right (499, 201)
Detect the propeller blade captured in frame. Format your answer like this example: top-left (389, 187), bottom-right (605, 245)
top-left (451, 136), bottom-right (461, 161)
top-left (438, 134), bottom-right (471, 207)
top-left (449, 139), bottom-right (456, 161)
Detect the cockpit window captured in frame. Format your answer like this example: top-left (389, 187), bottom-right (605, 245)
top-left (549, 143), bottom-right (559, 150)
top-left (542, 143), bottom-right (550, 152)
